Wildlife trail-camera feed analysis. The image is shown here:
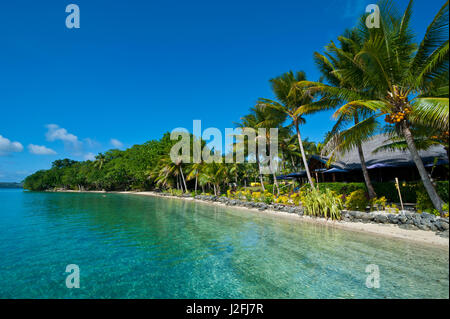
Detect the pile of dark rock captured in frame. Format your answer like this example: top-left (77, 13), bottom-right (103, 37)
top-left (341, 210), bottom-right (449, 238)
top-left (194, 195), bottom-right (304, 215)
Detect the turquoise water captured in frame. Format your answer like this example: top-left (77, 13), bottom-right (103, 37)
top-left (0, 189), bottom-right (448, 299)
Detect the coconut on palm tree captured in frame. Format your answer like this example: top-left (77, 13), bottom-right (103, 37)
top-left (298, 0), bottom-right (449, 213)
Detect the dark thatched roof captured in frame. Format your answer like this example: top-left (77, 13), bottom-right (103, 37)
top-left (312, 134), bottom-right (448, 171)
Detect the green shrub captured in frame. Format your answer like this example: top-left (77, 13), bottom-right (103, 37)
top-left (165, 188), bottom-right (183, 196)
top-left (301, 188), bottom-right (343, 220)
top-left (302, 182), bottom-right (367, 196)
top-left (385, 203), bottom-right (400, 214)
top-left (436, 203), bottom-right (450, 217)
top-left (264, 184), bottom-right (274, 194)
top-left (416, 187), bottom-right (433, 212)
top-left (262, 194), bottom-right (273, 204)
top-left (436, 182), bottom-right (449, 201)
top-left (370, 196), bottom-right (387, 211)
top-left (373, 182), bottom-right (416, 202)
top-left (415, 182), bottom-right (450, 214)
top-left (130, 184), bottom-right (143, 191)
top-left (345, 190), bottom-right (369, 211)
top-left (307, 181), bottom-right (449, 204)
top-left (240, 186), bottom-right (262, 192)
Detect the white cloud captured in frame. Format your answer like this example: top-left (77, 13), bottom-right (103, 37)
top-left (83, 152), bottom-right (96, 161)
top-left (0, 135), bottom-right (23, 156)
top-left (110, 138), bottom-right (123, 148)
top-left (28, 144), bottom-right (57, 155)
top-left (45, 124), bottom-right (83, 154)
top-left (45, 124), bottom-right (81, 145)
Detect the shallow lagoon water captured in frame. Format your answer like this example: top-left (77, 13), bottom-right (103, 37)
top-left (0, 189), bottom-right (448, 298)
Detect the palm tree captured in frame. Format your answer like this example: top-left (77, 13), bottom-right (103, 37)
top-left (278, 134), bottom-right (303, 172)
top-left (94, 153), bottom-right (106, 170)
top-left (238, 162), bottom-right (258, 187)
top-left (302, 138), bottom-right (324, 158)
top-left (200, 162), bottom-right (227, 196)
top-left (176, 157), bottom-right (188, 193)
top-left (258, 71), bottom-right (325, 188)
top-left (311, 30), bottom-right (379, 198)
top-left (151, 155), bottom-right (188, 192)
top-left (235, 105), bottom-right (286, 192)
top-left (150, 156), bottom-right (176, 190)
top-left (187, 161), bottom-right (204, 194)
top-left (255, 120), bottom-right (288, 196)
top-left (298, 0), bottom-right (449, 213)
top-left (251, 104), bottom-right (286, 194)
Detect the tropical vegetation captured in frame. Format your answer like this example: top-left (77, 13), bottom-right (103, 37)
top-left (23, 0), bottom-right (449, 218)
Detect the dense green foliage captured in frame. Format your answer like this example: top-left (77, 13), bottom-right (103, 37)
top-left (345, 190), bottom-right (370, 211)
top-left (23, 133), bottom-right (177, 191)
top-left (303, 181), bottom-right (449, 204)
top-left (416, 182), bottom-right (450, 212)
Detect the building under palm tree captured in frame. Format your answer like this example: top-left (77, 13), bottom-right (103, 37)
top-left (279, 134), bottom-right (448, 183)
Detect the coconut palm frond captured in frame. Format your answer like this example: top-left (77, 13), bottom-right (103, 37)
top-left (410, 97), bottom-right (449, 131)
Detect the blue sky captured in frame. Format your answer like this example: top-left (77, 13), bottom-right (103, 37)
top-left (0, 0), bottom-right (445, 182)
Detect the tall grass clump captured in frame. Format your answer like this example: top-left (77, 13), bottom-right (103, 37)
top-left (301, 188), bottom-right (343, 220)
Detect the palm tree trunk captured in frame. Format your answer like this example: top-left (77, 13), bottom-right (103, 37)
top-left (354, 115), bottom-right (377, 199)
top-left (295, 122), bottom-right (315, 188)
top-left (194, 175), bottom-right (198, 194)
top-left (179, 166), bottom-right (187, 193)
top-left (357, 144), bottom-right (377, 199)
top-left (256, 156), bottom-right (266, 191)
top-left (290, 155), bottom-right (296, 171)
top-left (272, 171), bottom-right (280, 196)
top-left (216, 184), bottom-right (221, 195)
top-left (401, 121), bottom-right (444, 215)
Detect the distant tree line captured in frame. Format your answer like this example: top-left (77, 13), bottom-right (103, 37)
top-left (23, 130), bottom-right (322, 193)
top-left (23, 133), bottom-right (177, 191)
